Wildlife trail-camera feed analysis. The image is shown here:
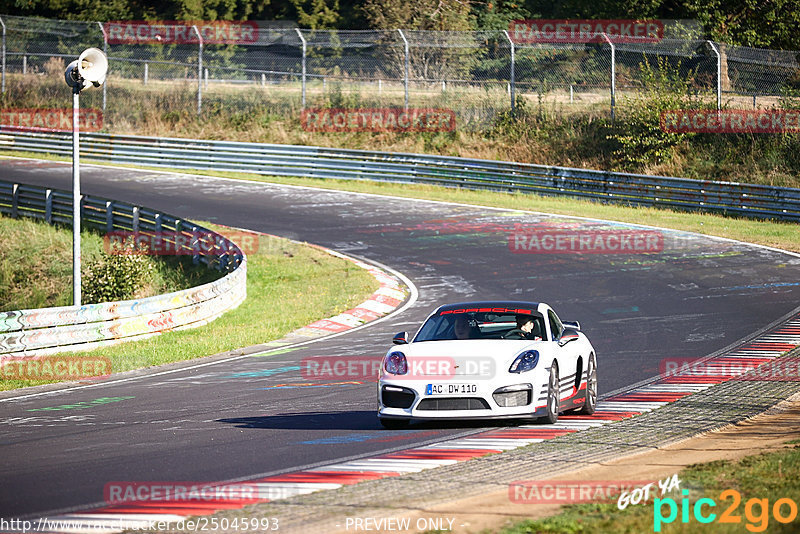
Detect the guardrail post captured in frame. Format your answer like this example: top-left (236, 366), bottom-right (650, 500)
top-left (295, 28), bottom-right (307, 110)
top-left (502, 30), bottom-right (515, 112)
top-left (707, 40), bottom-right (722, 111)
top-left (601, 33), bottom-right (616, 121)
top-left (192, 25), bottom-right (203, 115)
top-left (11, 183), bottom-right (18, 218)
top-left (45, 189), bottom-right (53, 223)
top-left (191, 225), bottom-right (199, 264)
top-left (397, 29), bottom-right (409, 110)
top-left (97, 22), bottom-right (108, 113)
top-left (132, 206), bottom-right (139, 233)
top-left (154, 212), bottom-right (162, 233)
top-left (1, 16), bottom-right (6, 94)
top-left (105, 200), bottom-right (113, 232)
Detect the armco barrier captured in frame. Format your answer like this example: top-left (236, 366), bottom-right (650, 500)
top-left (2, 129), bottom-right (800, 221)
top-left (0, 180), bottom-right (246, 357)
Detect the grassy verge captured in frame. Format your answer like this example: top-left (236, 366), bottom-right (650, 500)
top-left (3, 72), bottom-right (800, 187)
top-left (500, 440), bottom-right (800, 534)
top-left (0, 223), bottom-right (380, 391)
top-left (3, 151), bottom-right (797, 254)
top-left (0, 214), bottom-right (219, 310)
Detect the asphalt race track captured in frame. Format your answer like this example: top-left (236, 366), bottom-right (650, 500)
top-left (2, 158), bottom-right (800, 519)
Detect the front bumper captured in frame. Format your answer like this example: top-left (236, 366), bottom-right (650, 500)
top-left (377, 376), bottom-right (549, 420)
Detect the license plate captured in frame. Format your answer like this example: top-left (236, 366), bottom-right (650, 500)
top-left (425, 383), bottom-right (478, 395)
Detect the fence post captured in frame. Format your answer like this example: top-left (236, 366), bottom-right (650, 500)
top-left (144, 63), bottom-right (148, 85)
top-left (503, 30), bottom-right (515, 112)
top-left (0, 16), bottom-right (6, 94)
top-left (106, 200), bottom-right (113, 233)
top-left (132, 206), bottom-right (139, 233)
top-left (601, 33), bottom-right (615, 121)
top-left (707, 40), bottom-right (722, 111)
top-left (191, 225), bottom-right (199, 264)
top-left (45, 189), bottom-right (53, 223)
top-left (192, 25), bottom-right (203, 115)
top-left (397, 29), bottom-right (409, 110)
top-left (97, 22), bottom-right (108, 113)
top-left (295, 28), bottom-right (306, 110)
top-left (11, 183), bottom-right (18, 218)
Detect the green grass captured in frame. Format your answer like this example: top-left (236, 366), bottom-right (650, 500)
top-left (499, 443), bottom-right (800, 533)
top-left (1, 225), bottom-right (379, 391)
top-left (0, 214), bottom-right (221, 311)
top-left (3, 72), bottom-right (800, 188)
top-left (0, 215), bottom-right (99, 310)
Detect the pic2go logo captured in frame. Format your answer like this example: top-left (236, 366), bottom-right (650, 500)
top-left (654, 489), bottom-right (798, 532)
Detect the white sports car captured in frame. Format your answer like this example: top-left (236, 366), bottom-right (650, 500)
top-left (377, 301), bottom-right (597, 428)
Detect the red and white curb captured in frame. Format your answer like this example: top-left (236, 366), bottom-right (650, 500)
top-left (298, 250), bottom-right (407, 336)
top-left (33, 315), bottom-right (800, 533)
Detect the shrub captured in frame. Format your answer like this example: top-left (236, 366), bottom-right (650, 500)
top-left (81, 242), bottom-right (154, 304)
top-left (608, 56), bottom-right (703, 170)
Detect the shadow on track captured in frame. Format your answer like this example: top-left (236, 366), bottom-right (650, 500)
top-left (218, 410), bottom-right (534, 431)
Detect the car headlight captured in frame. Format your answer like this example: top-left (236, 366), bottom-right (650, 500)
top-left (509, 350), bottom-right (539, 374)
top-left (384, 351), bottom-right (408, 375)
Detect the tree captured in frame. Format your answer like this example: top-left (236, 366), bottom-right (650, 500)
top-left (361, 0), bottom-right (476, 31)
top-left (290, 0), bottom-right (341, 29)
top-left (682, 0), bottom-right (800, 50)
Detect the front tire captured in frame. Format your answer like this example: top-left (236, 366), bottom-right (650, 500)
top-left (579, 353), bottom-right (597, 415)
top-left (541, 364), bottom-right (559, 424)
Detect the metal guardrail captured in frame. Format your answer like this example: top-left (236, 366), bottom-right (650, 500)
top-left (0, 179), bottom-right (247, 356)
top-left (2, 129), bottom-right (800, 221)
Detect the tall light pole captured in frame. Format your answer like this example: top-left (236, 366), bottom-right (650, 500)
top-left (64, 47), bottom-right (108, 306)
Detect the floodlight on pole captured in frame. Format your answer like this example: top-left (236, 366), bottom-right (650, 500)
top-left (64, 47), bottom-right (107, 306)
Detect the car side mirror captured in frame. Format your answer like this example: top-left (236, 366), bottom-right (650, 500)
top-left (558, 328), bottom-right (580, 347)
top-left (392, 331), bottom-right (409, 345)
top-left (562, 321), bottom-right (581, 330)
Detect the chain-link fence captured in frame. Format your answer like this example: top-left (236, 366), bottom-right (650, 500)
top-left (1, 14), bottom-right (799, 132)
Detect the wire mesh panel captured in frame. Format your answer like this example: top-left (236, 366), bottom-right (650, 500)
top-left (2, 14), bottom-right (800, 135)
top-left (722, 44), bottom-right (800, 108)
top-left (614, 38), bottom-right (719, 108)
top-left (2, 16), bottom-right (106, 111)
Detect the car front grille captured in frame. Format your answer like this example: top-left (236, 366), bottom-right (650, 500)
top-left (381, 386), bottom-right (415, 409)
top-left (493, 389), bottom-right (532, 407)
top-left (416, 397), bottom-right (491, 411)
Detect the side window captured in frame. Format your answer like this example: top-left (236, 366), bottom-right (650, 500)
top-left (548, 310), bottom-right (563, 341)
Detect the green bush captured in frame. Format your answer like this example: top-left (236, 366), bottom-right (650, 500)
top-left (81, 244), bottom-right (154, 304)
top-left (607, 56), bottom-right (703, 170)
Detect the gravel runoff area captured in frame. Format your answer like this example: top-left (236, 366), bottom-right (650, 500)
top-left (212, 348), bottom-right (800, 533)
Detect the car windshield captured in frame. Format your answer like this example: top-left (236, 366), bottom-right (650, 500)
top-left (415, 309), bottom-right (546, 341)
